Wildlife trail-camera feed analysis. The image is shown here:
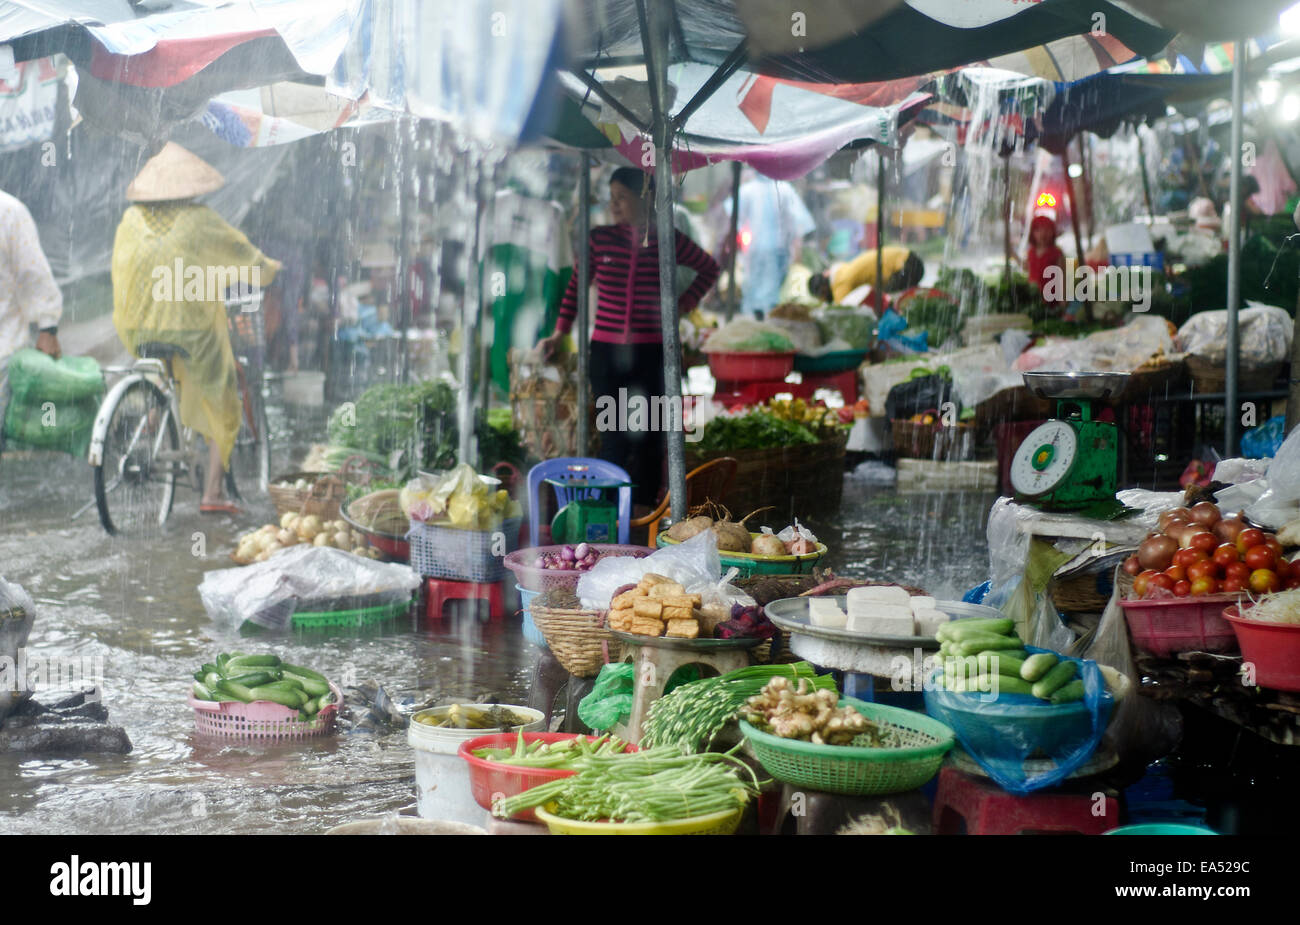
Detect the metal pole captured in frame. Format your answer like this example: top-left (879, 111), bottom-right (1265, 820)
top-left (875, 150), bottom-right (885, 319)
top-left (1137, 128), bottom-right (1156, 222)
top-left (458, 160), bottom-right (482, 469)
top-left (726, 159), bottom-right (741, 319)
top-left (1226, 41), bottom-right (1246, 456)
top-left (478, 163), bottom-right (498, 452)
top-left (643, 0), bottom-right (687, 521)
top-left (1002, 151), bottom-right (1012, 303)
top-left (397, 120), bottom-right (413, 383)
top-left (1080, 134), bottom-right (1095, 244)
top-left (1062, 141), bottom-right (1085, 262)
top-left (576, 151), bottom-right (592, 455)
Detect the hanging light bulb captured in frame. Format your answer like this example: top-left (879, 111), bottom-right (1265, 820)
top-left (1067, 163), bottom-right (1083, 178)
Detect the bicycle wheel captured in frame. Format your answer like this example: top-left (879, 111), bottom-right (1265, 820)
top-left (94, 379), bottom-right (178, 535)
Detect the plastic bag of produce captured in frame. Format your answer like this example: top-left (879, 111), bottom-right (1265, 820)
top-left (3, 393), bottom-right (99, 457)
top-left (924, 649), bottom-right (1114, 794)
top-left (1177, 303), bottom-right (1292, 367)
top-left (884, 372), bottom-right (958, 422)
top-left (198, 545), bottom-right (421, 631)
top-left (1245, 421), bottom-right (1300, 529)
top-left (701, 320), bottom-right (795, 353)
top-left (577, 529), bottom-right (723, 609)
top-left (1241, 415), bottom-right (1288, 459)
top-left (577, 662), bottom-right (634, 730)
top-left (4, 348), bottom-right (103, 404)
top-left (812, 303), bottom-right (876, 350)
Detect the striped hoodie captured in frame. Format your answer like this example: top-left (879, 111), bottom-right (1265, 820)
top-left (555, 224), bottom-right (720, 345)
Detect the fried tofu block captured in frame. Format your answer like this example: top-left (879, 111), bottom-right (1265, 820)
top-left (632, 598), bottom-right (663, 619)
top-left (630, 616), bottom-right (665, 636)
top-left (661, 605), bottom-right (694, 622)
top-left (640, 573), bottom-right (673, 586)
top-left (665, 618), bottom-right (700, 639)
top-left (659, 594), bottom-right (702, 609)
top-left (612, 590), bottom-right (642, 609)
top-left (608, 608), bottom-right (635, 632)
top-left (648, 581), bottom-right (687, 599)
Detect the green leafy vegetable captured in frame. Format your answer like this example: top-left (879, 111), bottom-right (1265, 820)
top-left (694, 409), bottom-right (818, 453)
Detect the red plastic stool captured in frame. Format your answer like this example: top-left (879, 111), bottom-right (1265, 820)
top-left (932, 767), bottom-right (1118, 835)
top-left (424, 577), bottom-right (505, 621)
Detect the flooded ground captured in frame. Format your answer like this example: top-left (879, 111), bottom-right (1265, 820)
top-left (0, 393), bottom-right (993, 834)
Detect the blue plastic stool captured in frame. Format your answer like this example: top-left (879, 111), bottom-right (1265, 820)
top-left (525, 458), bottom-right (632, 547)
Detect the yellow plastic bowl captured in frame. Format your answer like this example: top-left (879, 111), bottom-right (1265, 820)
top-left (658, 532), bottom-right (827, 562)
top-left (533, 804), bottom-right (742, 835)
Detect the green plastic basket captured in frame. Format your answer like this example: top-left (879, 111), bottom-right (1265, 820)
top-left (290, 596), bottom-right (412, 631)
top-left (656, 533), bottom-right (825, 578)
top-left (740, 698), bottom-right (954, 795)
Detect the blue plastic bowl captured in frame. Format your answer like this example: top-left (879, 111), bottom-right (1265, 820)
top-left (517, 585), bottom-right (548, 649)
top-left (1104, 824), bottom-right (1217, 835)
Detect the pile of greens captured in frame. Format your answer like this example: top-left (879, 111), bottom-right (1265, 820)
top-left (694, 409), bottom-right (819, 453)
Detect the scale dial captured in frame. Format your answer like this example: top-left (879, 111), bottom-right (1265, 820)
top-left (1010, 420), bottom-right (1078, 498)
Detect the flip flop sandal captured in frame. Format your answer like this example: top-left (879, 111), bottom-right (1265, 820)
top-left (200, 502), bottom-right (242, 516)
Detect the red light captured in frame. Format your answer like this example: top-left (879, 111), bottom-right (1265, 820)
top-left (1036, 192), bottom-right (1057, 208)
top-left (738, 228), bottom-right (752, 250)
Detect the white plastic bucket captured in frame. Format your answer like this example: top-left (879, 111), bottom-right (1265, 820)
top-left (406, 704), bottom-right (545, 827)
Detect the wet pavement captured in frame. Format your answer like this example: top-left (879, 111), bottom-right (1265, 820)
top-left (0, 394), bottom-right (994, 834)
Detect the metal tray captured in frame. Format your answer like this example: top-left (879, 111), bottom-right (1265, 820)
top-left (609, 630), bottom-right (766, 651)
top-left (1021, 371), bottom-right (1129, 400)
top-left (764, 595), bottom-right (1004, 649)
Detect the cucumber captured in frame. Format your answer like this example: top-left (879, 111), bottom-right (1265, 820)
top-left (943, 618), bottom-right (1015, 642)
top-left (301, 697), bottom-right (320, 715)
top-left (1050, 680), bottom-right (1086, 704)
top-left (1032, 660), bottom-right (1078, 700)
top-left (224, 654), bottom-right (281, 671)
top-left (282, 671), bottom-right (329, 698)
top-left (280, 663), bottom-right (327, 683)
top-left (980, 674), bottom-right (1036, 696)
top-left (248, 685), bottom-right (307, 709)
top-left (192, 681), bottom-right (216, 701)
top-left (203, 671), bottom-right (222, 689)
top-left (978, 650), bottom-right (1027, 678)
top-left (215, 653), bottom-right (231, 671)
top-left (224, 670), bottom-right (277, 688)
top-left (956, 633), bottom-right (1025, 657)
top-left (193, 669), bottom-right (207, 683)
top-left (217, 681), bottom-right (255, 703)
top-left (1019, 652), bottom-right (1059, 683)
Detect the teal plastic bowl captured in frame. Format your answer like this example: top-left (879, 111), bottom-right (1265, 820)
top-left (1104, 823), bottom-right (1217, 835)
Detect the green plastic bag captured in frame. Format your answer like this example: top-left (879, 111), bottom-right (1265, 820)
top-left (3, 394), bottom-right (99, 457)
top-left (5, 348), bottom-right (104, 404)
top-left (577, 662), bottom-right (634, 731)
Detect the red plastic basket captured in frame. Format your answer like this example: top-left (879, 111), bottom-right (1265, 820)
top-left (458, 732), bottom-right (638, 822)
top-left (188, 682), bottom-right (341, 740)
top-left (707, 351), bottom-right (795, 383)
top-left (504, 545), bottom-right (654, 593)
top-left (1223, 605), bottom-right (1300, 692)
top-left (1119, 594), bottom-right (1243, 657)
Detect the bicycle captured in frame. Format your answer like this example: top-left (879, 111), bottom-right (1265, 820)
top-left (87, 295), bottom-right (271, 534)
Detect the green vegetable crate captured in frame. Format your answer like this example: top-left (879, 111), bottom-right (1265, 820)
top-left (740, 699), bottom-right (954, 796)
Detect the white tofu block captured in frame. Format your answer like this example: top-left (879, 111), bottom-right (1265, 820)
top-left (909, 596), bottom-right (937, 614)
top-left (807, 598), bottom-right (847, 628)
top-left (845, 604), bottom-right (915, 636)
top-left (846, 585), bottom-right (911, 613)
top-left (913, 608), bottom-right (949, 637)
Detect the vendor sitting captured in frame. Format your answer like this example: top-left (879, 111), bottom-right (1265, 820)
top-left (807, 246), bottom-right (924, 305)
top-left (1026, 215), bottom-right (1066, 307)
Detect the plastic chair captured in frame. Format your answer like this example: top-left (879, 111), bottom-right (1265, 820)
top-left (424, 577), bottom-right (505, 621)
top-left (629, 457), bottom-right (738, 544)
top-left (526, 457), bottom-right (632, 547)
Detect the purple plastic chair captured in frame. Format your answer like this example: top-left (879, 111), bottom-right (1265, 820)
top-left (526, 457), bottom-right (632, 547)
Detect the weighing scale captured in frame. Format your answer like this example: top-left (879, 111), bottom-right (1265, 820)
top-left (546, 475), bottom-right (633, 544)
top-left (1010, 372), bottom-right (1128, 517)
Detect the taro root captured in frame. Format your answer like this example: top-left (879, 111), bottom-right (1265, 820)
top-left (665, 515), bottom-right (713, 542)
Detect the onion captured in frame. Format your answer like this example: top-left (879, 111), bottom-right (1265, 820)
top-left (1167, 522), bottom-right (1203, 548)
top-left (534, 556), bottom-right (545, 569)
top-left (1123, 554), bottom-right (1142, 575)
top-left (574, 543), bottom-right (590, 560)
top-left (1138, 534), bottom-right (1178, 571)
top-left (1189, 501), bottom-right (1221, 528)
top-left (1158, 509), bottom-right (1191, 532)
top-left (560, 546), bottom-right (576, 563)
top-left (1214, 516), bottom-right (1246, 545)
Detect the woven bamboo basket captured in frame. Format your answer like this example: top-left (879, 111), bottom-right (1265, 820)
top-left (529, 604), bottom-right (624, 678)
top-left (1048, 568), bottom-right (1117, 614)
top-left (268, 471), bottom-right (344, 521)
top-left (1187, 355), bottom-right (1283, 393)
top-left (890, 420), bottom-right (975, 461)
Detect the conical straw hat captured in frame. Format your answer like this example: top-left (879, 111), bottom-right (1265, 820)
top-left (126, 142), bottom-right (225, 202)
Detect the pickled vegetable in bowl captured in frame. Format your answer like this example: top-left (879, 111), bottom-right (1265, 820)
top-left (414, 703), bottom-right (536, 730)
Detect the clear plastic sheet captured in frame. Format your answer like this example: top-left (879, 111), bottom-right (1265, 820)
top-left (1177, 304), bottom-right (1293, 367)
top-left (575, 530), bottom-right (754, 611)
top-left (198, 546), bottom-right (420, 632)
top-left (1245, 422), bottom-right (1300, 529)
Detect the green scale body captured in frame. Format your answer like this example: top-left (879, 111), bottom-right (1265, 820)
top-left (551, 497), bottom-right (619, 544)
top-left (1010, 397), bottom-right (1119, 511)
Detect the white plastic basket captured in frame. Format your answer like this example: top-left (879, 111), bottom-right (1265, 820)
top-left (407, 517), bottom-right (521, 582)
top-left (189, 682), bottom-right (342, 741)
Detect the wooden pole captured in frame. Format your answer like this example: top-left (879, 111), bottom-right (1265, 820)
top-left (1137, 128), bottom-right (1156, 222)
top-left (576, 151), bottom-right (591, 455)
top-left (1062, 140), bottom-right (1085, 263)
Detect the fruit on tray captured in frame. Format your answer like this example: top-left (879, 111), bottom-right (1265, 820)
top-left (191, 653), bottom-right (334, 721)
top-left (232, 514), bottom-right (380, 564)
top-left (1123, 503), bottom-right (1299, 599)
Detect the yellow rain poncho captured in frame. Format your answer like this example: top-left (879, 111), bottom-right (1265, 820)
top-left (111, 203), bottom-right (279, 466)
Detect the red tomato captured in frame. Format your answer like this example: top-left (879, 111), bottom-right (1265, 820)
top-left (1249, 569), bottom-right (1282, 595)
top-left (1174, 548), bottom-right (1209, 568)
top-left (1150, 574), bottom-right (1176, 594)
top-left (1172, 580), bottom-right (1192, 597)
top-left (1244, 545), bottom-right (1277, 572)
top-left (1190, 575), bottom-right (1220, 596)
top-left (1222, 576), bottom-right (1247, 594)
top-left (1265, 537), bottom-right (1284, 558)
top-left (1212, 544), bottom-right (1239, 567)
top-left (1237, 528), bottom-right (1266, 555)
top-left (1188, 532), bottom-right (1218, 554)
top-left (1277, 558), bottom-right (1293, 580)
top-left (1133, 570), bottom-right (1157, 597)
top-left (1186, 560), bottom-right (1218, 582)
top-left (1224, 561), bottom-right (1252, 583)
top-left (1286, 574), bottom-right (1300, 591)
top-left (1164, 565), bottom-right (1187, 582)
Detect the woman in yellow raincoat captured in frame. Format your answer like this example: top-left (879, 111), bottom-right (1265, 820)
top-left (111, 143), bottom-right (280, 514)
